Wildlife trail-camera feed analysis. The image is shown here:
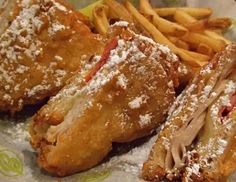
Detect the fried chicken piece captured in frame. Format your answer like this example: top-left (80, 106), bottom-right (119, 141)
top-left (31, 23), bottom-right (180, 139)
top-left (142, 43), bottom-right (236, 182)
top-left (30, 25), bottom-right (178, 176)
top-left (0, 0), bottom-right (105, 113)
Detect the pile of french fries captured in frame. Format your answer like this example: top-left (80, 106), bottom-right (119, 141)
top-left (88, 0), bottom-right (232, 68)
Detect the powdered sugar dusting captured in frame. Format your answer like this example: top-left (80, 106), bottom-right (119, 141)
top-left (51, 0), bottom-right (67, 12)
top-left (111, 21), bottom-right (129, 27)
top-left (225, 80), bottom-right (236, 94)
top-left (0, 0), bottom-right (81, 110)
top-left (85, 39), bottom-right (133, 94)
top-left (5, 122), bottom-right (29, 143)
top-left (139, 114), bottom-right (152, 127)
top-left (210, 80), bottom-right (236, 122)
top-left (184, 79), bottom-right (236, 180)
top-left (151, 43), bottom-right (236, 181)
top-left (0, 3), bottom-right (42, 61)
top-left (116, 74), bottom-right (128, 89)
top-left (48, 21), bottom-right (65, 35)
top-left (45, 25), bottom-right (177, 148)
top-left (185, 163), bottom-right (200, 180)
top-left (217, 139), bottom-right (228, 155)
top-left (128, 95), bottom-right (148, 109)
top-left (50, 23), bottom-right (178, 104)
top-left (106, 135), bottom-right (158, 175)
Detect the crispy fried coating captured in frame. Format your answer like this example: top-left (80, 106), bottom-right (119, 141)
top-left (183, 103), bottom-right (236, 182)
top-left (30, 26), bottom-right (178, 176)
top-left (142, 44), bottom-right (236, 182)
top-left (219, 124), bottom-right (236, 178)
top-left (0, 0), bottom-right (104, 112)
top-left (32, 24), bottom-right (180, 129)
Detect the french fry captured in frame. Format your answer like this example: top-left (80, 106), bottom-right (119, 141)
top-left (173, 10), bottom-right (229, 49)
top-left (174, 10), bottom-right (231, 31)
top-left (79, 0), bottom-right (103, 20)
top-left (182, 49), bottom-right (210, 63)
top-left (93, 5), bottom-right (110, 35)
top-left (184, 20), bottom-right (209, 32)
top-left (176, 40), bottom-right (190, 50)
top-left (174, 10), bottom-right (196, 25)
top-left (139, 0), bottom-right (188, 37)
top-left (185, 17), bottom-right (232, 31)
top-left (167, 36), bottom-right (190, 50)
top-left (155, 7), bottom-right (212, 18)
top-left (104, 0), bottom-right (133, 23)
top-left (124, 0), bottom-right (175, 48)
top-left (179, 50), bottom-right (209, 67)
top-left (204, 30), bottom-right (231, 44)
top-left (167, 36), bottom-right (178, 43)
top-left (196, 43), bottom-right (214, 56)
top-left (207, 17), bottom-right (232, 30)
top-left (124, 0), bottom-right (208, 67)
top-left (181, 32), bottom-right (225, 52)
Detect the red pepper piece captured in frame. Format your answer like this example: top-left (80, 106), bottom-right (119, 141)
top-left (85, 38), bottom-right (118, 82)
top-left (220, 92), bottom-right (236, 119)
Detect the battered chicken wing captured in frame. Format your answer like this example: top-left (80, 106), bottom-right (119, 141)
top-left (30, 25), bottom-right (178, 176)
top-left (0, 0), bottom-right (104, 112)
top-left (142, 43), bottom-right (236, 182)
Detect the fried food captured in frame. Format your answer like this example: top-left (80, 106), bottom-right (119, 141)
top-left (0, 0), bottom-right (105, 113)
top-left (173, 10), bottom-right (230, 46)
top-left (182, 79), bottom-right (236, 182)
top-left (104, 0), bottom-right (134, 23)
top-left (174, 9), bottom-right (196, 25)
top-left (181, 32), bottom-right (225, 52)
top-left (124, 0), bottom-right (209, 67)
top-left (196, 43), bottom-right (214, 56)
top-left (184, 17), bottom-right (232, 32)
top-left (142, 43), bottom-right (236, 182)
top-left (139, 0), bottom-right (188, 37)
top-left (204, 30), bottom-right (231, 45)
top-left (93, 4), bottom-right (109, 35)
top-left (88, 0), bottom-right (232, 73)
top-left (88, 0), bottom-right (232, 71)
top-left (154, 7), bottom-right (212, 18)
top-left (167, 36), bottom-right (190, 50)
top-left (30, 24), bottom-right (178, 176)
top-left (79, 0), bottom-right (103, 21)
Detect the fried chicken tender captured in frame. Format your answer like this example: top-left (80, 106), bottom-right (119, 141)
top-left (142, 43), bottom-right (236, 182)
top-left (30, 25), bottom-right (178, 176)
top-left (0, 0), bottom-right (104, 112)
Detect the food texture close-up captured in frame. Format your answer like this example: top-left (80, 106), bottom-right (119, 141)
top-left (0, 0), bottom-right (235, 182)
